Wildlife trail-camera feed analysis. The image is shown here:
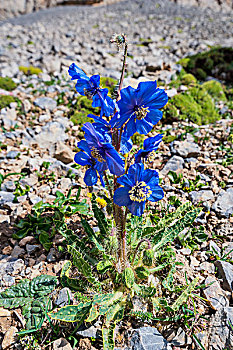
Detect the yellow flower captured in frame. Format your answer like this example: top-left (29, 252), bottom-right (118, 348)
top-left (96, 197), bottom-right (107, 208)
top-left (87, 192), bottom-right (92, 199)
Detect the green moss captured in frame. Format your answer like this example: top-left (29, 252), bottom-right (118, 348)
top-left (0, 77), bottom-right (17, 91)
top-left (100, 76), bottom-right (117, 96)
top-left (202, 80), bottom-right (227, 101)
top-left (131, 133), bottom-right (145, 147)
top-left (178, 47), bottom-right (233, 82)
top-left (163, 135), bottom-right (177, 143)
top-left (181, 74), bottom-right (197, 85)
top-left (0, 95), bottom-right (15, 109)
top-left (19, 66), bottom-right (42, 76)
top-left (163, 86), bottom-right (219, 125)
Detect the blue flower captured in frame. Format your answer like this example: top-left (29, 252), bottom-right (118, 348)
top-left (87, 114), bottom-right (132, 155)
top-left (113, 163), bottom-right (164, 216)
top-left (74, 140), bottom-right (107, 187)
top-left (82, 122), bottom-right (125, 176)
top-left (68, 63), bottom-right (115, 117)
top-left (135, 134), bottom-right (163, 163)
top-left (113, 81), bottom-right (168, 138)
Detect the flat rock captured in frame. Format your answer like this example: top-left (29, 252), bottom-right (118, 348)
top-left (212, 188), bottom-right (233, 217)
top-left (209, 307), bottom-right (233, 349)
top-left (161, 156), bottom-right (184, 175)
top-left (130, 327), bottom-right (172, 350)
top-left (189, 190), bottom-right (214, 204)
top-left (0, 191), bottom-right (14, 205)
top-left (215, 260), bottom-right (233, 292)
top-left (2, 326), bottom-right (18, 349)
top-left (203, 276), bottom-right (229, 310)
top-left (54, 141), bottom-right (74, 164)
top-left (34, 97), bottom-right (57, 111)
top-left (171, 140), bottom-right (200, 158)
top-left (0, 307), bottom-right (12, 333)
top-left (33, 121), bottom-right (68, 149)
top-left (53, 338), bottom-right (72, 350)
top-left (55, 287), bottom-right (73, 307)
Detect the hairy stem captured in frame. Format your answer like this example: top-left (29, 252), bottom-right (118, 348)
top-left (117, 42), bottom-right (128, 101)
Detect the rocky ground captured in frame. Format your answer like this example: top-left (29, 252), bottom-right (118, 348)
top-left (0, 0), bottom-right (233, 349)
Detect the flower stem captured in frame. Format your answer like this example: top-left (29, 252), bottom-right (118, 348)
top-left (117, 42), bottom-right (128, 101)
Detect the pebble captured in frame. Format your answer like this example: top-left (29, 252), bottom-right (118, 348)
top-left (161, 156), bottom-right (184, 175)
top-left (203, 276), bottom-right (229, 310)
top-left (213, 188), bottom-right (233, 217)
top-left (215, 260), bottom-right (233, 292)
top-left (34, 97), bottom-right (57, 111)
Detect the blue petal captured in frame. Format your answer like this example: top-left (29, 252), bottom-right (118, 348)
top-left (124, 116), bottom-right (137, 138)
top-left (135, 81), bottom-right (158, 106)
top-left (145, 109), bottom-right (163, 124)
top-left (74, 151), bottom-right (91, 166)
top-left (120, 135), bottom-right (133, 155)
top-left (148, 186), bottom-right (164, 202)
top-left (82, 122), bottom-right (105, 146)
top-left (90, 75), bottom-right (100, 88)
top-left (144, 134), bottom-right (163, 150)
top-left (113, 187), bottom-right (132, 207)
top-left (68, 63), bottom-right (88, 80)
top-left (143, 169), bottom-right (159, 185)
top-left (128, 163), bottom-right (144, 184)
top-left (127, 201), bottom-right (145, 216)
top-left (99, 172), bottom-right (105, 187)
top-left (104, 144), bottom-right (125, 176)
top-left (77, 140), bottom-right (92, 156)
top-left (134, 149), bottom-right (145, 163)
top-left (117, 174), bottom-right (134, 188)
top-left (144, 88), bottom-right (168, 109)
top-left (75, 79), bottom-right (91, 95)
top-left (135, 118), bottom-right (154, 135)
top-left (84, 168), bottom-right (98, 186)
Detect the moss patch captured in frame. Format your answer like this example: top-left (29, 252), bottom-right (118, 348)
top-left (0, 77), bottom-right (17, 91)
top-left (181, 74), bottom-right (197, 86)
top-left (0, 95), bottom-right (15, 109)
top-left (202, 80), bottom-right (227, 101)
top-left (178, 47), bottom-right (233, 83)
top-left (19, 66), bottom-right (42, 76)
top-left (163, 86), bottom-right (219, 125)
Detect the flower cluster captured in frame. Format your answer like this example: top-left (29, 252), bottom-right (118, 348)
top-left (69, 61), bottom-right (168, 216)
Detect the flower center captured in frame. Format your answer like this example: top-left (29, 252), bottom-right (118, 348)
top-left (84, 87), bottom-right (96, 99)
top-left (128, 181), bottom-right (152, 202)
top-left (134, 106), bottom-right (149, 120)
top-left (91, 147), bottom-right (104, 163)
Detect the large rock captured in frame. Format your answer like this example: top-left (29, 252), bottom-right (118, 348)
top-left (212, 188), bottom-right (233, 217)
top-left (209, 307), bottom-right (233, 350)
top-left (34, 97), bottom-right (57, 111)
top-left (215, 260), bottom-right (233, 292)
top-left (189, 190), bottom-right (214, 204)
top-left (129, 327), bottom-right (172, 350)
top-left (2, 326), bottom-right (18, 350)
top-left (161, 156), bottom-right (184, 175)
top-left (203, 276), bottom-right (229, 310)
top-left (33, 121), bottom-right (68, 149)
top-left (171, 140), bottom-right (200, 158)
top-left (54, 141), bottom-right (74, 164)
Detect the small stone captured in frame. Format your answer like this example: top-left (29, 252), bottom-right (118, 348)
top-left (47, 248), bottom-right (56, 262)
top-left (29, 193), bottom-right (42, 205)
top-left (0, 191), bottom-right (14, 205)
top-left (53, 338), bottom-right (72, 350)
top-left (6, 150), bottom-right (19, 159)
top-left (2, 326), bottom-right (18, 349)
top-left (26, 244), bottom-right (39, 254)
top-left (19, 236), bottom-right (35, 247)
top-left (180, 248), bottom-right (191, 256)
top-left (209, 241), bottom-right (221, 257)
top-left (0, 308), bottom-right (11, 333)
top-left (39, 114), bottom-right (50, 123)
top-left (55, 288), bottom-right (73, 307)
top-left (171, 140), bottom-right (200, 158)
top-left (0, 215), bottom-right (10, 224)
top-left (34, 97), bottom-right (57, 111)
top-left (130, 327), bottom-right (172, 350)
top-left (59, 177), bottom-right (72, 191)
top-left (169, 327), bottom-right (192, 346)
top-left (203, 276), bottom-right (229, 310)
top-left (54, 141), bottom-right (74, 164)
top-left (198, 262), bottom-right (215, 274)
top-left (11, 246), bottom-right (25, 258)
top-left (212, 188), bottom-right (233, 217)
top-left (22, 99), bottom-right (31, 113)
top-left (2, 246), bottom-right (13, 255)
top-left (161, 156), bottom-right (184, 175)
top-left (215, 260), bottom-right (233, 292)
top-left (189, 190), bottom-right (214, 204)
top-left (209, 307), bottom-right (233, 349)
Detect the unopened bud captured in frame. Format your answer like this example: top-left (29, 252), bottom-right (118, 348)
top-left (110, 33), bottom-right (126, 49)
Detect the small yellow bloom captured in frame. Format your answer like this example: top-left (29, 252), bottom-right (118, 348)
top-left (87, 192), bottom-right (92, 199)
top-left (96, 197), bottom-right (107, 208)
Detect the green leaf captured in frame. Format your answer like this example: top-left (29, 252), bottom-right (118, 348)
top-left (123, 267), bottom-right (135, 289)
top-left (135, 266), bottom-right (150, 280)
top-left (49, 302), bottom-right (91, 322)
top-left (102, 324), bottom-right (115, 350)
top-left (68, 245), bottom-right (98, 286)
top-left (142, 249), bottom-right (154, 266)
top-left (105, 302), bottom-right (125, 328)
top-left (97, 260), bottom-right (113, 274)
top-left (60, 261), bottom-right (86, 291)
top-left (81, 217), bottom-right (105, 253)
top-left (91, 194), bottom-right (109, 237)
top-left (86, 304), bottom-right (99, 322)
top-left (38, 231), bottom-right (52, 251)
top-left (171, 277), bottom-right (199, 311)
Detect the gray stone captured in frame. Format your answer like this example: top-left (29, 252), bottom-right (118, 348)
top-left (171, 140), bottom-right (200, 158)
top-left (47, 248), bottom-right (56, 262)
top-left (0, 191), bottom-right (14, 205)
top-left (55, 288), bottom-right (73, 307)
top-left (53, 338), bottom-right (72, 350)
top-left (209, 307), bottom-right (233, 350)
top-left (209, 241), bottom-right (221, 257)
top-left (11, 246), bottom-right (25, 258)
top-left (212, 188), bottom-right (233, 217)
top-left (215, 260), bottom-right (233, 292)
top-left (54, 141), bottom-right (74, 164)
top-left (34, 97), bottom-right (57, 111)
top-left (161, 156), bottom-right (184, 175)
top-left (2, 181), bottom-right (16, 192)
top-left (33, 121), bottom-right (68, 149)
top-left (39, 114), bottom-right (50, 123)
top-left (203, 276), bottom-right (229, 310)
top-left (26, 244), bottom-right (39, 254)
top-left (130, 327), bottom-right (172, 350)
top-left (189, 190), bottom-right (214, 204)
top-left (169, 327), bottom-right (192, 346)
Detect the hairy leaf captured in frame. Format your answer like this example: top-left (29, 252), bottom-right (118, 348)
top-left (123, 267), bottom-right (135, 289)
top-left (171, 277), bottom-right (199, 311)
top-left (49, 302), bottom-right (91, 322)
top-left (102, 324), bottom-right (115, 350)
